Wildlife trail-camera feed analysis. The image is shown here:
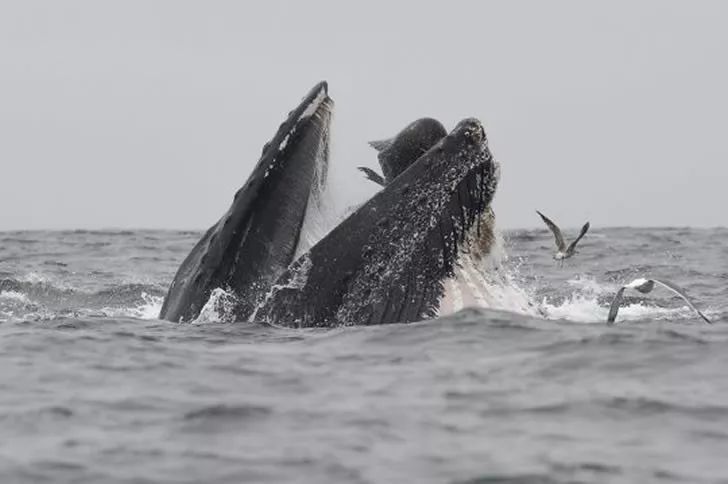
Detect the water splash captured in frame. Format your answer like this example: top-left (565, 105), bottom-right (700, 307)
top-left (19, 272), bottom-right (53, 285)
top-left (0, 290), bottom-right (32, 304)
top-left (566, 274), bottom-right (615, 296)
top-left (446, 229), bottom-right (703, 324)
top-left (194, 288), bottom-right (238, 324)
top-left (540, 293), bottom-right (695, 323)
top-left (247, 254), bottom-right (314, 323)
top-left (125, 292), bottom-right (164, 320)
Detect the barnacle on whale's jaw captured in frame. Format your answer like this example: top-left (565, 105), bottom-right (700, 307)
top-left (458, 118), bottom-right (487, 144)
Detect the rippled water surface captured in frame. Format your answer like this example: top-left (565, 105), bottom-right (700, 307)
top-left (1, 228), bottom-right (727, 483)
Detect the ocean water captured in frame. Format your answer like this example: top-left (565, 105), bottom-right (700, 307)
top-left (0, 227), bottom-right (726, 483)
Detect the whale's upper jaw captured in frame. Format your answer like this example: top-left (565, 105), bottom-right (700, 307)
top-left (454, 118), bottom-right (487, 145)
top-left (254, 116), bottom-right (500, 327)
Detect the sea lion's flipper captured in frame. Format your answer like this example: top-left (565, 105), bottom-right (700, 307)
top-left (357, 166), bottom-right (386, 187)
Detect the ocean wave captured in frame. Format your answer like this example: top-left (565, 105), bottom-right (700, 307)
top-left (0, 277), bottom-right (165, 322)
top-left (183, 404), bottom-right (272, 421)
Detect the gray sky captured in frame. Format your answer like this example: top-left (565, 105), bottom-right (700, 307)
top-left (1, 1), bottom-right (727, 231)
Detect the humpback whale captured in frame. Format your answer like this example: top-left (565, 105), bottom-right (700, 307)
top-left (356, 118), bottom-right (499, 317)
top-left (254, 118), bottom-right (499, 326)
top-left (357, 117), bottom-right (447, 186)
top-left (159, 82), bottom-right (333, 322)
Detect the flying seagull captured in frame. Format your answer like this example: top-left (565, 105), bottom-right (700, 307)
top-left (607, 278), bottom-right (712, 324)
top-left (536, 210), bottom-right (590, 260)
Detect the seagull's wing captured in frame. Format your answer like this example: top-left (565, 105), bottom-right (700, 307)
top-left (650, 279), bottom-right (712, 324)
top-left (566, 221), bottom-right (590, 254)
top-left (357, 167), bottom-right (386, 187)
top-left (607, 286), bottom-right (627, 324)
top-left (536, 211), bottom-right (566, 251)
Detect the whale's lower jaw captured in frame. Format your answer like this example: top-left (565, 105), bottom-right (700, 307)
top-left (158, 82), bottom-right (334, 323)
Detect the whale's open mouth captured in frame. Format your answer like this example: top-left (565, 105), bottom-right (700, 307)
top-left (254, 117), bottom-right (500, 327)
top-left (160, 82), bottom-right (500, 327)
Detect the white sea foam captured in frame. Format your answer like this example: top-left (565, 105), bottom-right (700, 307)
top-left (0, 290), bottom-right (31, 303)
top-left (440, 223), bottom-right (542, 318)
top-left (133, 292), bottom-right (165, 320)
top-left (19, 272), bottom-right (51, 284)
top-left (97, 292), bottom-right (164, 320)
top-left (566, 274), bottom-right (615, 296)
top-left (540, 293), bottom-right (692, 323)
top-left (437, 225), bottom-right (703, 325)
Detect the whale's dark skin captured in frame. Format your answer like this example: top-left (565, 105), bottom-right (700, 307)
top-left (255, 118), bottom-right (498, 327)
top-left (159, 82), bottom-right (333, 322)
top-left (358, 117), bottom-right (447, 186)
